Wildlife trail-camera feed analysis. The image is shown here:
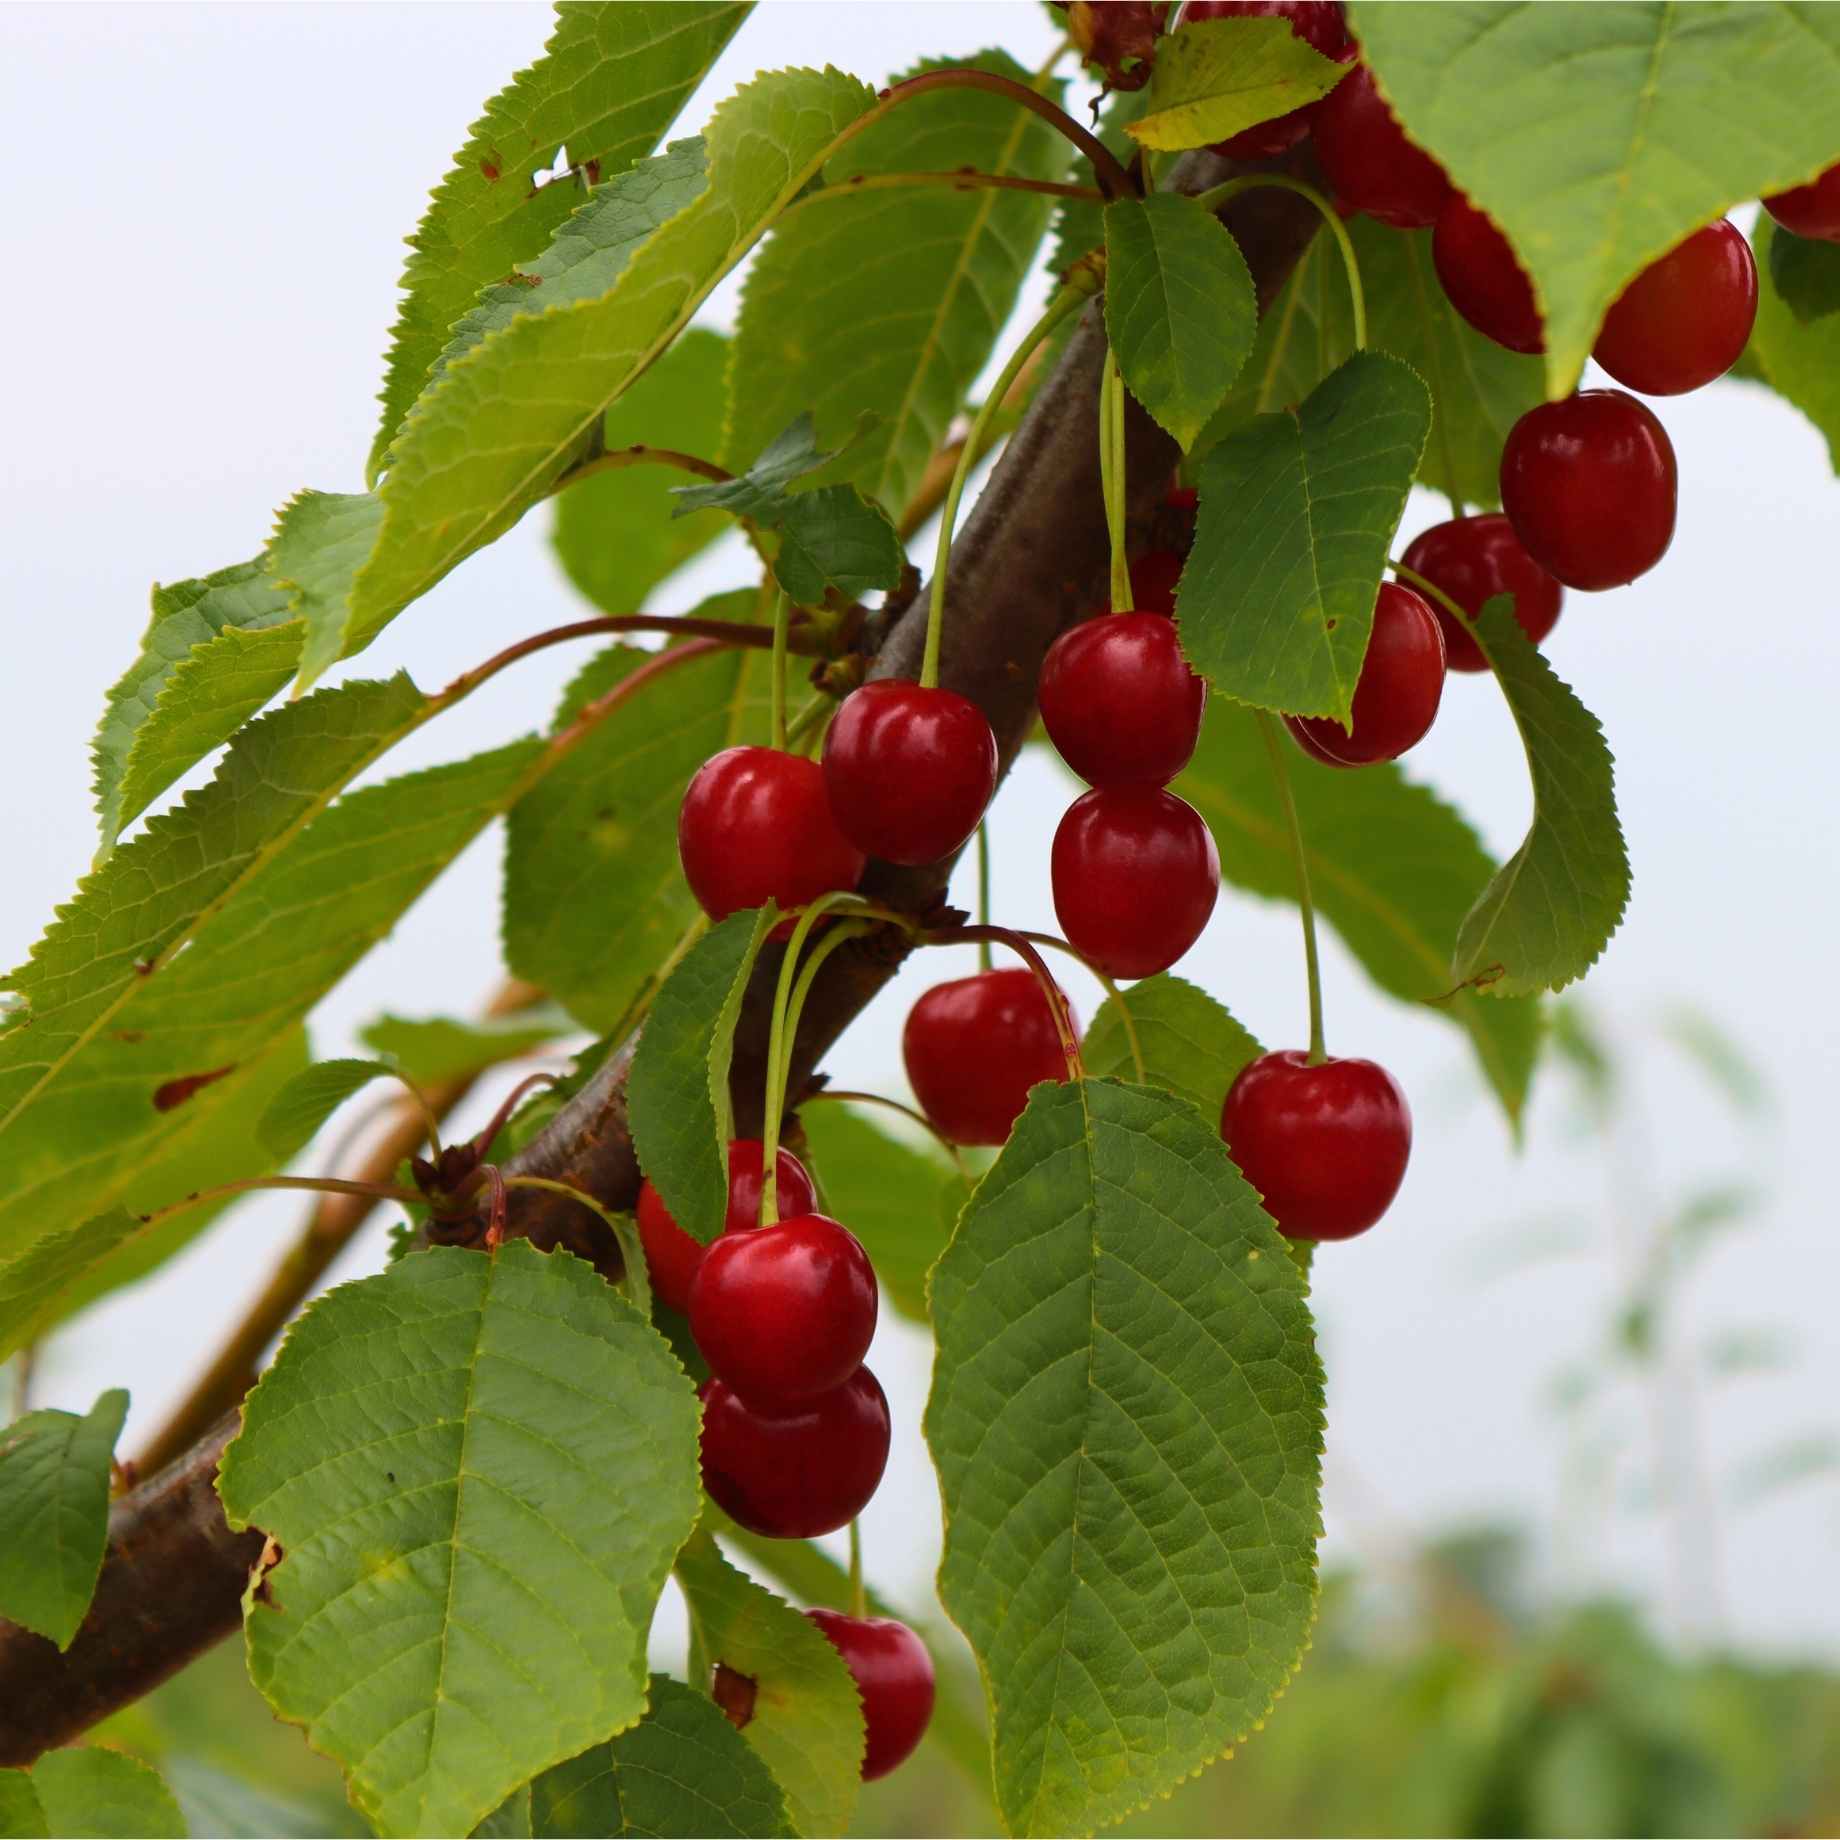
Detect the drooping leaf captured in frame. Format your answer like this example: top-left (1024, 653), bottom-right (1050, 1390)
top-left (1126, 16), bottom-right (1348, 153)
top-left (217, 1242), bottom-right (701, 1840)
top-left (1350, 0), bottom-right (1840, 395)
top-left (674, 1532), bottom-right (865, 1838)
top-left (627, 908), bottom-right (775, 1248)
top-left (925, 1078), bottom-right (1323, 1837)
top-left (270, 490), bottom-right (388, 690)
top-left (368, 1), bottom-right (751, 478)
top-left (1182, 351), bottom-right (1431, 720)
top-left (0, 1387), bottom-right (129, 1648)
top-left (1104, 193), bottom-right (1256, 450)
top-left (1749, 217), bottom-right (1840, 475)
top-left (1082, 972), bottom-right (1262, 1118)
top-left (359, 1012), bottom-right (569, 1087)
top-left (256, 1058), bottom-right (403, 1160)
top-left (0, 1750), bottom-right (186, 1839)
top-left (1451, 597), bottom-right (1630, 998)
top-left (769, 486), bottom-right (904, 603)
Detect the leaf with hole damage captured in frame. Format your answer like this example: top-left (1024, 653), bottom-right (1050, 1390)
top-left (1127, 16), bottom-right (1348, 152)
top-left (1082, 973), bottom-right (1262, 1119)
top-left (1749, 217), bottom-right (1840, 475)
top-left (0, 1750), bottom-right (186, 1839)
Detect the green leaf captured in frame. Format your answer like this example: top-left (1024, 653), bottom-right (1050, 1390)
top-left (1104, 193), bottom-right (1256, 451)
top-left (217, 1242), bottom-right (701, 1840)
top-left (1082, 973), bottom-right (1262, 1117)
top-left (0, 1750), bottom-right (186, 1839)
top-left (770, 486), bottom-right (904, 603)
top-left (673, 413), bottom-right (841, 520)
top-left (1172, 697), bottom-right (1540, 1127)
top-left (160, 1759), bottom-right (332, 1840)
top-left (550, 329), bottom-right (732, 614)
top-left (925, 1078), bottom-right (1323, 1837)
top-left (627, 908), bottom-right (775, 1248)
top-left (1350, 0), bottom-right (1840, 396)
top-left (723, 50), bottom-right (1067, 519)
top-left (674, 1532), bottom-right (865, 1837)
top-left (256, 1058), bottom-right (402, 1160)
top-left (359, 1012), bottom-right (568, 1087)
top-left (525, 1675), bottom-right (794, 1838)
top-left (0, 1388), bottom-right (129, 1648)
top-left (1451, 597), bottom-right (1630, 998)
top-left (368, 1), bottom-right (751, 479)
top-left (1766, 217), bottom-right (1840, 323)
top-left (270, 490), bottom-right (388, 691)
top-left (1749, 217), bottom-right (1840, 475)
top-left (1182, 351), bottom-right (1431, 721)
top-left (1127, 16), bottom-right (1348, 153)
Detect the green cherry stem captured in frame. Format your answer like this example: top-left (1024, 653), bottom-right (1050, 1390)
top-left (803, 1089), bottom-right (972, 1179)
top-left (975, 820), bottom-right (994, 972)
top-left (1255, 710), bottom-right (1327, 1064)
top-left (1099, 347), bottom-right (1132, 611)
top-left (500, 1176), bottom-right (652, 1310)
top-left (775, 922), bottom-right (873, 1123)
top-left (848, 1518), bottom-right (868, 1620)
top-left (769, 588), bottom-right (792, 752)
top-left (1392, 557), bottom-right (1489, 659)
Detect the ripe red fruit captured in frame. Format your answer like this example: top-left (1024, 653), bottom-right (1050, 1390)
top-left (698, 1367), bottom-right (891, 1539)
top-left (1433, 194), bottom-right (1543, 353)
top-left (1126, 548), bottom-right (1185, 616)
top-left (1500, 390), bottom-right (1677, 591)
top-left (689, 1212), bottom-right (878, 1407)
top-left (1592, 219), bottom-right (1757, 396)
top-left (903, 968), bottom-right (1076, 1147)
top-left (1039, 614), bottom-right (1206, 787)
top-left (1763, 160), bottom-right (1840, 242)
top-left (679, 747), bottom-right (864, 922)
top-left (1051, 787), bottom-right (1219, 979)
top-left (1283, 582), bottom-right (1446, 765)
top-left (805, 1610), bottom-right (936, 1781)
top-left (822, 681), bottom-right (998, 867)
top-left (636, 1140), bottom-right (817, 1314)
top-left (1220, 1050), bottom-right (1411, 1241)
top-left (1182, 2), bottom-right (1352, 159)
top-left (1312, 62), bottom-right (1451, 229)
top-left (1399, 514), bottom-right (1564, 673)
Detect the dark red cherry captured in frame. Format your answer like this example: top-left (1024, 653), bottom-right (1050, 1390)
top-left (698, 1367), bottom-right (890, 1539)
top-left (903, 968), bottom-right (1076, 1147)
top-left (805, 1610), bottom-right (936, 1781)
top-left (1312, 61), bottom-right (1451, 229)
top-left (1039, 614), bottom-right (1206, 787)
top-left (679, 747), bottom-right (864, 922)
top-left (1433, 194), bottom-right (1543, 353)
top-left (1051, 787), bottom-right (1219, 979)
top-left (1126, 549), bottom-right (1184, 616)
top-left (1399, 514), bottom-right (1563, 673)
top-left (1284, 582), bottom-right (1445, 765)
top-left (689, 1212), bottom-right (878, 1407)
top-left (1220, 1049), bottom-right (1411, 1240)
top-left (1167, 482), bottom-right (1199, 515)
top-left (1592, 219), bottom-right (1757, 396)
top-left (636, 1140), bottom-right (817, 1314)
top-left (1500, 390), bottom-right (1677, 591)
top-left (1285, 717), bottom-right (1351, 768)
top-left (1182, 2), bottom-right (1352, 159)
top-left (1763, 160), bottom-right (1840, 242)
top-left (822, 681), bottom-right (997, 867)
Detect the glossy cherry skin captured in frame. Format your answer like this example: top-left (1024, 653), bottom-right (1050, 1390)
top-left (1051, 788), bottom-right (1219, 979)
top-left (1399, 514), bottom-right (1564, 673)
top-left (903, 968), bottom-right (1076, 1146)
top-left (805, 1611), bottom-right (936, 1781)
top-left (1284, 582), bottom-right (1446, 765)
top-left (822, 681), bottom-right (998, 867)
top-left (1182, 3), bottom-right (1351, 158)
top-left (1220, 1050), bottom-right (1411, 1241)
top-left (1313, 62), bottom-right (1451, 228)
top-left (1433, 194), bottom-right (1543, 353)
top-left (1500, 390), bottom-right (1677, 591)
top-left (1039, 614), bottom-right (1207, 787)
top-left (679, 747), bottom-right (864, 922)
top-left (1763, 160), bottom-right (1840, 242)
top-left (637, 1140), bottom-right (817, 1314)
top-left (1126, 548), bottom-right (1185, 617)
top-left (699, 1367), bottom-right (890, 1538)
top-left (1592, 219), bottom-right (1757, 396)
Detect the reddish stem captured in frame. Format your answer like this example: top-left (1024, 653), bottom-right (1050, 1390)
top-left (924, 925), bottom-right (1085, 1080)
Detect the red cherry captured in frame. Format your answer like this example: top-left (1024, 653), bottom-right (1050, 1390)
top-left (1126, 549), bottom-right (1184, 617)
top-left (903, 968), bottom-right (1076, 1147)
top-left (1285, 717), bottom-right (1352, 768)
top-left (1500, 390), bottom-right (1677, 591)
top-left (1220, 1049), bottom-right (1411, 1241)
top-left (1763, 160), bottom-right (1840, 242)
top-left (1039, 614), bottom-right (1206, 788)
top-left (679, 747), bottom-right (864, 922)
top-left (636, 1140), bottom-right (817, 1314)
top-left (1167, 482), bottom-right (1199, 515)
top-left (689, 1212), bottom-right (878, 1407)
top-left (1051, 787), bottom-right (1219, 979)
top-left (1283, 582), bottom-right (1445, 765)
top-left (821, 681), bottom-right (998, 867)
top-left (1182, 2), bottom-right (1352, 159)
top-left (1312, 62), bottom-right (1451, 229)
top-left (698, 1367), bottom-right (890, 1539)
top-left (1399, 514), bottom-right (1563, 673)
top-left (1433, 194), bottom-right (1543, 353)
top-left (805, 1610), bottom-right (936, 1781)
top-left (1592, 219), bottom-right (1757, 396)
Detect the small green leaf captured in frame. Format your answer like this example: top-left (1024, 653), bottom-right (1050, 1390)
top-left (1127, 16), bottom-right (1348, 153)
top-left (673, 413), bottom-right (841, 520)
top-left (359, 1012), bottom-right (568, 1088)
top-left (218, 1242), bottom-right (701, 1840)
top-left (0, 1387), bottom-right (129, 1649)
top-left (1182, 352), bottom-right (1431, 721)
top-left (1, 1750), bottom-right (186, 1839)
top-left (1749, 217), bottom-right (1840, 475)
top-left (1452, 597), bottom-right (1630, 998)
top-left (256, 1057), bottom-right (403, 1160)
top-left (1082, 973), bottom-right (1262, 1117)
top-left (1767, 218), bottom-right (1840, 324)
top-left (770, 485), bottom-right (904, 603)
top-left (1104, 193), bottom-right (1256, 451)
top-left (269, 490), bottom-right (387, 691)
